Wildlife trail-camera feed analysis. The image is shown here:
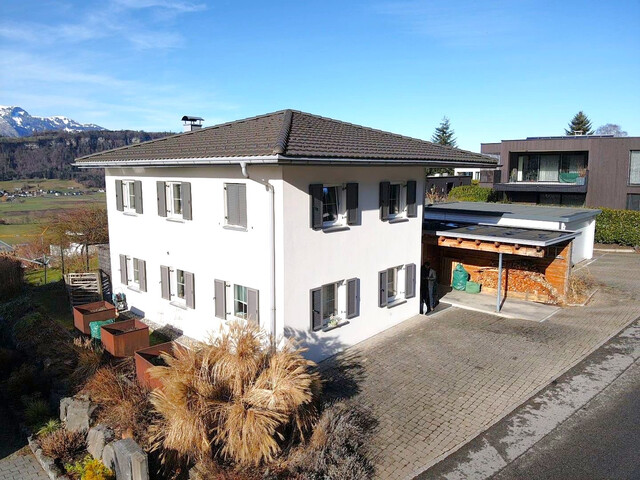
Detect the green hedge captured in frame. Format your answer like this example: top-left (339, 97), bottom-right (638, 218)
top-left (448, 185), bottom-right (497, 202)
top-left (595, 208), bottom-right (640, 246)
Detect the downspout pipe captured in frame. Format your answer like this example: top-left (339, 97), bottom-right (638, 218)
top-left (240, 162), bottom-right (277, 342)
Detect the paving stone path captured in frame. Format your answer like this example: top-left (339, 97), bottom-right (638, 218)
top-left (320, 252), bottom-right (640, 479)
top-left (0, 447), bottom-right (48, 480)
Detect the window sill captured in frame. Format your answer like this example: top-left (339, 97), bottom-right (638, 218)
top-left (223, 224), bottom-right (248, 232)
top-left (126, 285), bottom-right (141, 293)
top-left (170, 301), bottom-right (188, 310)
top-left (321, 319), bottom-right (350, 332)
top-left (166, 217), bottom-right (185, 223)
top-left (388, 217), bottom-right (409, 224)
top-left (387, 298), bottom-right (407, 309)
top-left (123, 211), bottom-right (138, 217)
top-left (322, 225), bottom-right (350, 233)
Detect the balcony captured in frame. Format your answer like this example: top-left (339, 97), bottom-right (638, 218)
top-left (495, 170), bottom-right (588, 194)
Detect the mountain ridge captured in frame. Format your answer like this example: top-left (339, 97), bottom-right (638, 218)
top-left (0, 106), bottom-right (105, 137)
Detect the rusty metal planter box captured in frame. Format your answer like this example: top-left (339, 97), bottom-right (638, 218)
top-left (134, 341), bottom-right (181, 390)
top-left (73, 301), bottom-right (117, 335)
top-left (100, 319), bottom-right (149, 357)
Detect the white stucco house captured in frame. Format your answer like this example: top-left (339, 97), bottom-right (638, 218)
top-left (75, 110), bottom-right (496, 361)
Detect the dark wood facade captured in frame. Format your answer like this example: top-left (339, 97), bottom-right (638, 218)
top-left (481, 136), bottom-right (640, 210)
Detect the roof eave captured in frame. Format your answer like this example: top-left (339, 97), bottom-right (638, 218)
top-left (73, 155), bottom-right (281, 168)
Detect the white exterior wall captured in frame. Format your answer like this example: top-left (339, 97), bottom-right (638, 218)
top-left (453, 167), bottom-right (481, 180)
top-left (281, 166), bottom-right (425, 362)
top-left (105, 165), bottom-right (283, 341)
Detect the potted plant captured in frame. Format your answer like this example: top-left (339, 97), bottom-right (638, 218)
top-left (134, 341), bottom-right (182, 390)
top-left (322, 314), bottom-right (348, 332)
top-left (73, 301), bottom-right (117, 335)
top-left (100, 319), bottom-right (149, 357)
top-left (576, 167), bottom-right (587, 185)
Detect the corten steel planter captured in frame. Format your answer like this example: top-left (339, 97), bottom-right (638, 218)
top-left (134, 342), bottom-right (183, 390)
top-left (73, 301), bottom-right (117, 335)
top-left (100, 319), bottom-right (149, 357)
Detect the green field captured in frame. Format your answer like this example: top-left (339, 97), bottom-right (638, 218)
top-left (0, 178), bottom-right (87, 191)
top-left (0, 180), bottom-right (106, 245)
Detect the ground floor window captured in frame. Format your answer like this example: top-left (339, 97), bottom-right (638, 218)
top-left (311, 279), bottom-right (359, 331)
top-left (387, 267), bottom-right (397, 301)
top-left (234, 284), bottom-right (248, 319)
top-left (628, 194), bottom-right (640, 211)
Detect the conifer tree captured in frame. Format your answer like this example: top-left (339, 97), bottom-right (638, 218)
top-left (565, 111), bottom-right (594, 135)
top-left (431, 116), bottom-right (457, 146)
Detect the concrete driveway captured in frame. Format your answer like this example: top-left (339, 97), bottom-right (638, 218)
top-left (319, 252), bottom-right (640, 479)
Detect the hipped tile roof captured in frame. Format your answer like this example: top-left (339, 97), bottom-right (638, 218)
top-left (76, 110), bottom-right (496, 166)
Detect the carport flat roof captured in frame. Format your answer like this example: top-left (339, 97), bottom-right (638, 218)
top-left (425, 202), bottom-right (600, 223)
top-left (435, 224), bottom-right (578, 247)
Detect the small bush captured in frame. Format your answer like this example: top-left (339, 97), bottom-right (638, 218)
top-left (566, 271), bottom-right (598, 305)
top-left (0, 256), bottom-right (24, 300)
top-left (24, 397), bottom-right (51, 427)
top-left (37, 419), bottom-right (61, 437)
top-left (71, 338), bottom-right (106, 385)
top-left (287, 402), bottom-right (376, 480)
top-left (6, 363), bottom-right (41, 398)
top-left (66, 454), bottom-right (114, 480)
top-left (595, 208), bottom-right (640, 246)
top-left (448, 185), bottom-right (497, 202)
top-left (39, 428), bottom-right (85, 463)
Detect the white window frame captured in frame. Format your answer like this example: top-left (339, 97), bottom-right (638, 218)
top-left (313, 280), bottom-right (346, 330)
top-left (388, 183), bottom-right (407, 220)
top-left (125, 256), bottom-right (141, 288)
top-left (386, 265), bottom-right (406, 304)
top-left (322, 184), bottom-right (347, 228)
top-left (166, 182), bottom-right (183, 219)
top-left (630, 151), bottom-right (640, 185)
top-left (122, 180), bottom-right (136, 213)
top-left (168, 267), bottom-right (186, 305)
top-left (233, 284), bottom-right (249, 320)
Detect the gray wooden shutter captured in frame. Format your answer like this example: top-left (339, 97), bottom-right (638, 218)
top-left (115, 180), bottom-right (124, 211)
top-left (134, 180), bottom-right (143, 214)
top-left (157, 181), bottom-right (166, 217)
top-left (160, 265), bottom-right (171, 300)
top-left (119, 254), bottom-right (128, 284)
top-left (182, 182), bottom-right (192, 220)
top-left (406, 180), bottom-right (417, 218)
top-left (309, 184), bottom-right (323, 230)
top-left (346, 183), bottom-right (359, 225)
top-left (214, 279), bottom-right (226, 319)
top-left (247, 288), bottom-right (259, 325)
top-left (379, 182), bottom-right (390, 221)
top-left (346, 278), bottom-right (360, 319)
top-left (185, 271), bottom-right (195, 309)
top-left (311, 288), bottom-right (322, 330)
top-left (138, 259), bottom-right (147, 292)
top-left (379, 270), bottom-right (388, 307)
top-left (405, 263), bottom-right (416, 298)
top-left (226, 184), bottom-right (246, 227)
top-left (238, 184), bottom-right (247, 227)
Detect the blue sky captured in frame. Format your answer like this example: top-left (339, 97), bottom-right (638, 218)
top-left (0, 0), bottom-right (638, 151)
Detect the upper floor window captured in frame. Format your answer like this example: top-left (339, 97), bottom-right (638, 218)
top-left (115, 180), bottom-right (143, 214)
top-left (156, 181), bottom-right (192, 220)
top-left (630, 151), bottom-right (640, 185)
top-left (224, 183), bottom-right (247, 229)
top-left (310, 183), bottom-right (359, 230)
top-left (379, 181), bottom-right (418, 221)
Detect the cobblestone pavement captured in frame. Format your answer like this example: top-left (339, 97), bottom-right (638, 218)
top-left (0, 447), bottom-right (48, 480)
top-left (320, 252), bottom-right (640, 480)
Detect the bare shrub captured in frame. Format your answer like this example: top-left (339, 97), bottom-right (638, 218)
top-left (567, 271), bottom-right (598, 305)
top-left (40, 428), bottom-right (85, 463)
top-left (71, 337), bottom-right (105, 385)
top-left (149, 321), bottom-right (321, 467)
top-left (82, 360), bottom-right (152, 444)
top-left (287, 402), bottom-right (376, 480)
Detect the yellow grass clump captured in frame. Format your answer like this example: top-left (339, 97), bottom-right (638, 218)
top-left (148, 321), bottom-right (321, 467)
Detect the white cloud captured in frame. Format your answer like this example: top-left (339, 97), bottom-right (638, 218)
top-left (112, 0), bottom-right (206, 13)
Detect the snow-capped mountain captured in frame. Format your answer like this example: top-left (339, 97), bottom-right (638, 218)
top-left (0, 106), bottom-right (105, 137)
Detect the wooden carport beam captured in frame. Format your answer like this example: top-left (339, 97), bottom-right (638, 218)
top-left (437, 237), bottom-right (546, 258)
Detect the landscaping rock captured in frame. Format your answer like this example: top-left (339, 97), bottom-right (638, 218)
top-left (102, 438), bottom-right (149, 480)
top-left (28, 435), bottom-right (66, 480)
top-left (86, 424), bottom-right (115, 460)
top-left (62, 398), bottom-right (96, 432)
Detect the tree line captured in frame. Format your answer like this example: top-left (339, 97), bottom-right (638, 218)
top-left (0, 130), bottom-right (171, 187)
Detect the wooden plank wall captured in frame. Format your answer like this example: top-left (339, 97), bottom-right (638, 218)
top-left (422, 235), bottom-right (572, 304)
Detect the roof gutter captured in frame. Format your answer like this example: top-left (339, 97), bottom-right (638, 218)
top-left (73, 155), bottom-right (281, 168)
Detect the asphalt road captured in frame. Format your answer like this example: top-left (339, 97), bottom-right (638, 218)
top-left (493, 360), bottom-right (640, 480)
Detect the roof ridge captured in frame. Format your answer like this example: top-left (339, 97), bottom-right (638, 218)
top-left (273, 109), bottom-right (293, 154)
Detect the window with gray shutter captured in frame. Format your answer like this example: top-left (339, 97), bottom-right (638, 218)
top-left (160, 265), bottom-right (171, 300)
top-left (311, 288), bottom-right (322, 331)
top-left (309, 184), bottom-right (323, 230)
top-left (225, 183), bottom-right (247, 228)
top-left (138, 259), bottom-right (147, 292)
top-left (157, 181), bottom-right (167, 217)
top-left (346, 278), bottom-right (360, 319)
top-left (406, 181), bottom-right (417, 218)
top-left (134, 180), bottom-right (143, 214)
top-left (379, 182), bottom-right (390, 221)
top-left (405, 263), bottom-right (416, 298)
top-left (378, 270), bottom-right (388, 307)
top-left (214, 279), bottom-right (226, 319)
top-left (182, 182), bottom-right (192, 220)
top-left (115, 180), bottom-right (124, 211)
top-left (119, 254), bottom-right (127, 284)
top-left (185, 271), bottom-right (195, 309)
top-left (346, 183), bottom-right (359, 225)
top-left (247, 288), bottom-right (259, 325)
